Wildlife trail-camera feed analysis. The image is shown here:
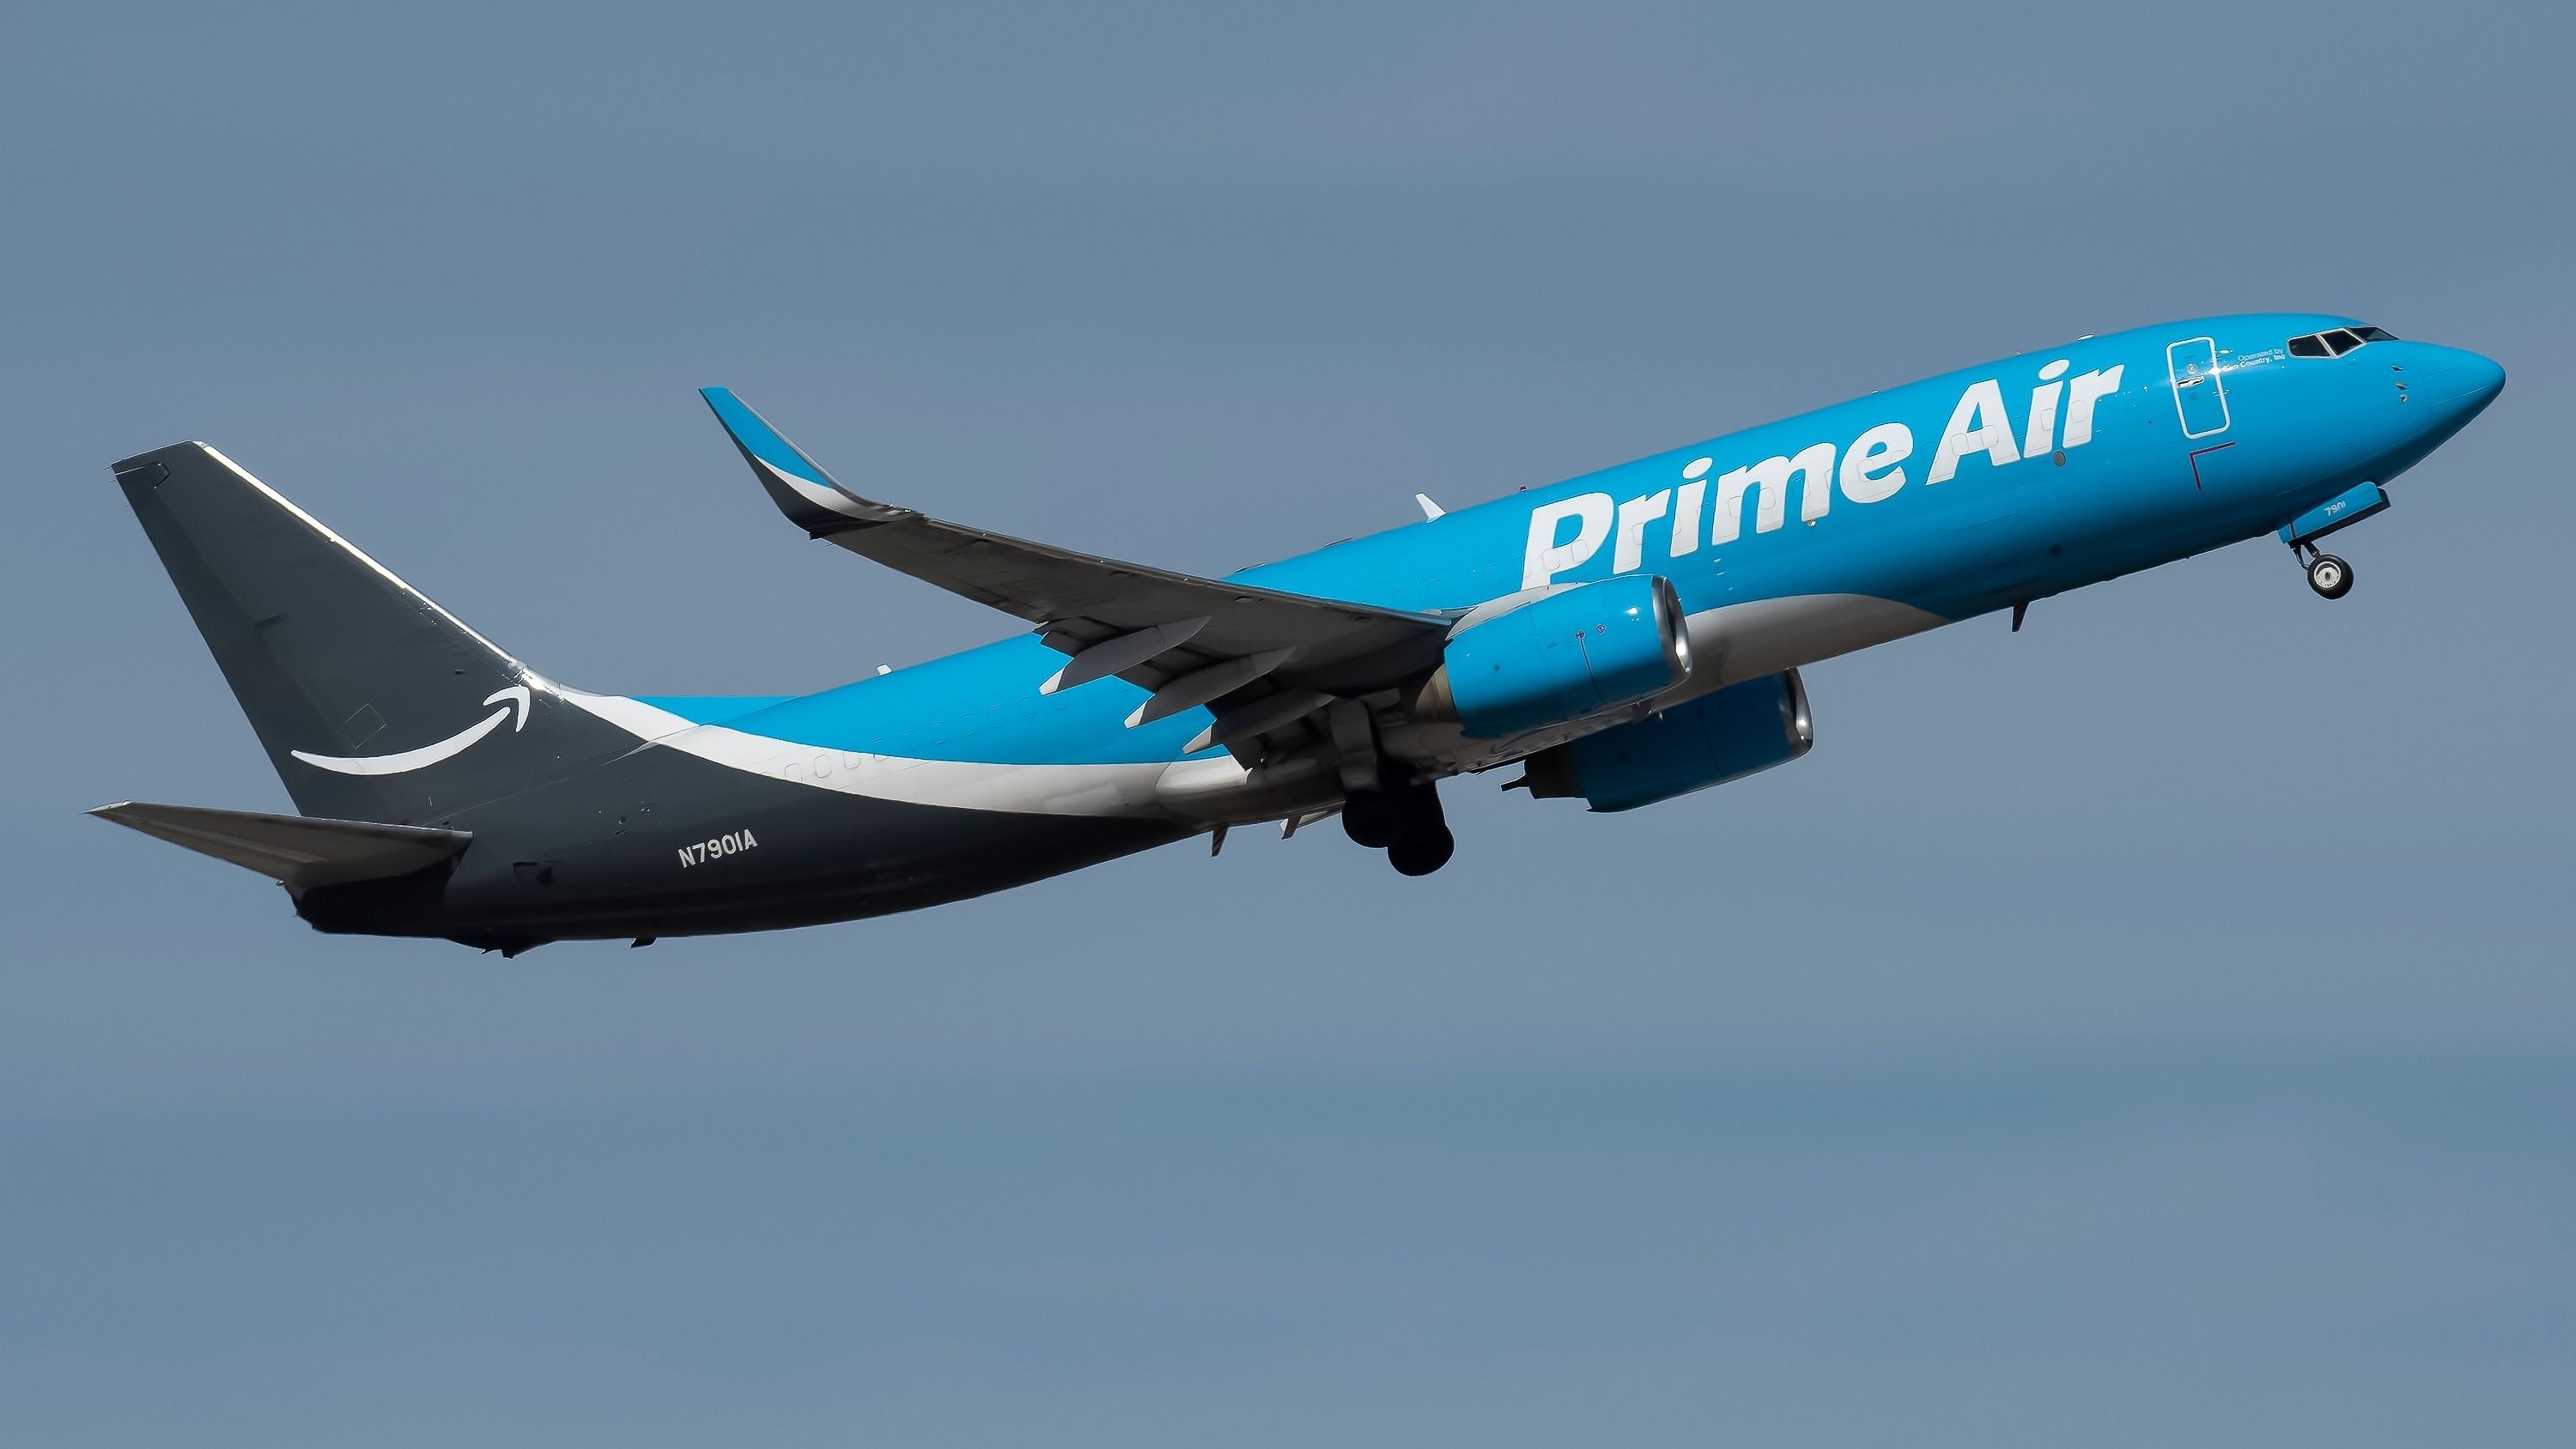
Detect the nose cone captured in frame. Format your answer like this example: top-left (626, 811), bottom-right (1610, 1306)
top-left (2413, 344), bottom-right (2507, 419)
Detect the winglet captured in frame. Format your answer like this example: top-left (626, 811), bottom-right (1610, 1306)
top-left (699, 387), bottom-right (908, 534)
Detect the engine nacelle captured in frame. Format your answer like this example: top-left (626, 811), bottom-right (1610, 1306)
top-left (1518, 669), bottom-right (1812, 812)
top-left (1417, 575), bottom-right (1692, 739)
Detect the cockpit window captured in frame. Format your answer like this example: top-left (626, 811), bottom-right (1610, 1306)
top-left (2287, 325), bottom-right (2393, 357)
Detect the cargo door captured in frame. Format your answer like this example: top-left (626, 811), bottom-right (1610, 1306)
top-left (2166, 336), bottom-right (2231, 440)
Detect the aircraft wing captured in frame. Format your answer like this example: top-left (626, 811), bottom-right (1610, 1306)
top-left (701, 389), bottom-right (1453, 740)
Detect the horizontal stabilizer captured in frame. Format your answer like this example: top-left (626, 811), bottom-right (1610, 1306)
top-left (88, 801), bottom-right (471, 891)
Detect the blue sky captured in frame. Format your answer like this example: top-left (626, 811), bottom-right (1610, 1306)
top-left (4, 3), bottom-right (2571, 1443)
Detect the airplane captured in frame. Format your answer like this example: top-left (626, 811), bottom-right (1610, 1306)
top-left (90, 314), bottom-right (2503, 955)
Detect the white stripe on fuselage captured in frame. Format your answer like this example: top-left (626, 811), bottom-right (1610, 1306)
top-left (548, 591), bottom-right (1945, 817)
top-left (1678, 591), bottom-right (1945, 688)
top-left (556, 688), bottom-right (1174, 816)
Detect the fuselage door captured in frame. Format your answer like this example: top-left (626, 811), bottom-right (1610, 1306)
top-left (2166, 336), bottom-right (2231, 440)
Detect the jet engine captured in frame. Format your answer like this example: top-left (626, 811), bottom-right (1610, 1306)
top-left (1414, 575), bottom-right (1692, 739)
top-left (1515, 669), bottom-right (1812, 812)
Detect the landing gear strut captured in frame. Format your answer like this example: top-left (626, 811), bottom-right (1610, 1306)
top-left (2302, 545), bottom-right (2354, 600)
top-left (1342, 764), bottom-right (1455, 876)
top-left (2281, 482), bottom-right (2384, 601)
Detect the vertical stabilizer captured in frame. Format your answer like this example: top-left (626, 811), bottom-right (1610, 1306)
top-left (111, 442), bottom-right (621, 823)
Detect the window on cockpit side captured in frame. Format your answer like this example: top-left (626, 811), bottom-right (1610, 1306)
top-left (2287, 326), bottom-right (2393, 358)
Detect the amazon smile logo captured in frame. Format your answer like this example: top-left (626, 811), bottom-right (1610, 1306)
top-left (292, 685), bottom-right (532, 776)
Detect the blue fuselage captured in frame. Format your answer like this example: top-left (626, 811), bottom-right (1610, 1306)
top-left (636, 312), bottom-right (2501, 779)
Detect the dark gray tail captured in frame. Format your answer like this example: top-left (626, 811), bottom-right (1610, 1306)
top-left (112, 442), bottom-right (617, 825)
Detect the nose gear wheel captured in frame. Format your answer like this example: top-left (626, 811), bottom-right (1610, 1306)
top-left (2306, 552), bottom-right (2353, 599)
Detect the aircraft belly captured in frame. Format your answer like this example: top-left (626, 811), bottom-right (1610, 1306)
top-left (1678, 593), bottom-right (1946, 690)
top-left (381, 748), bottom-right (1193, 942)
top-left (1383, 591), bottom-right (1944, 779)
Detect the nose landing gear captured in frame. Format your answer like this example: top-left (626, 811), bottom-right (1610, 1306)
top-left (2280, 481), bottom-right (2387, 602)
top-left (2305, 549), bottom-right (2354, 600)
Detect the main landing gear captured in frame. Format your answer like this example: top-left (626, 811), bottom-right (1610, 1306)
top-left (2300, 545), bottom-right (2354, 600)
top-left (1342, 765), bottom-right (1455, 876)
